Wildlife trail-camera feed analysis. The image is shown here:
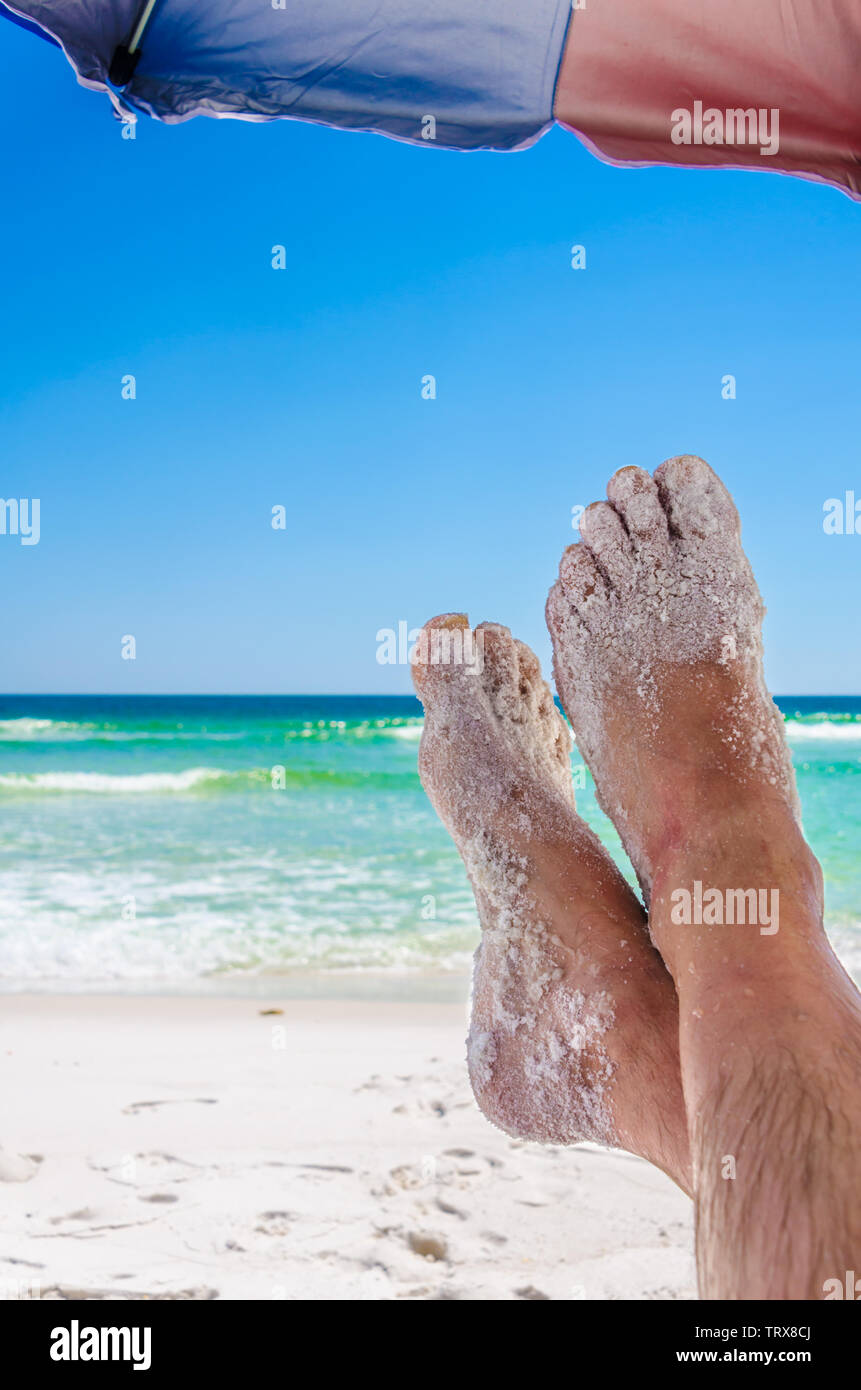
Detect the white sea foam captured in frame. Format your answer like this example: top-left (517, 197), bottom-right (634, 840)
top-left (0, 714), bottom-right (425, 744)
top-left (0, 718), bottom-right (247, 742)
top-left (0, 717), bottom-right (96, 738)
top-left (783, 720), bottom-right (861, 742)
top-left (0, 767), bottom-right (229, 794)
top-left (0, 859), bottom-right (479, 983)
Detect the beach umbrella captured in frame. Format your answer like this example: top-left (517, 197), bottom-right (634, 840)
top-left (1, 1), bottom-right (858, 196)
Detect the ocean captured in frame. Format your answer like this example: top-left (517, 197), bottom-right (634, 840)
top-left (0, 695), bottom-right (859, 991)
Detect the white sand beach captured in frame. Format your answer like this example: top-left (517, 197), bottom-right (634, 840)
top-left (0, 994), bottom-right (694, 1301)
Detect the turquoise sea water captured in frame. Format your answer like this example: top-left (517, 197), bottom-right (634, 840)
top-left (0, 695), bottom-right (859, 989)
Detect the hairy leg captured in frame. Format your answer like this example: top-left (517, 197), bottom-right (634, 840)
top-left (547, 454), bottom-right (861, 1297)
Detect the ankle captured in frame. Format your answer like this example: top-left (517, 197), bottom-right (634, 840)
top-left (648, 820), bottom-right (824, 985)
top-left (647, 779), bottom-right (805, 867)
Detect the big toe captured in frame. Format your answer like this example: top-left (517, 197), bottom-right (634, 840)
top-left (411, 612), bottom-right (471, 698)
top-left (654, 454), bottom-right (741, 542)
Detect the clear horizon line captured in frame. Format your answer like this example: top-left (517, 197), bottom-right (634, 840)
top-left (1, 692), bottom-right (859, 701)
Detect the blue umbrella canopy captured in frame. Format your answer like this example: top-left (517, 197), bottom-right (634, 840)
top-left (0, 0), bottom-right (571, 150)
top-left (0, 2), bottom-right (57, 45)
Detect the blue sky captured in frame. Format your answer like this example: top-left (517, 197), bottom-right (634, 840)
top-left (1, 19), bottom-right (859, 694)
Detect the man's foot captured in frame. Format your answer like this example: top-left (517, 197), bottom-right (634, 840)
top-left (413, 614), bottom-right (690, 1191)
top-left (547, 456), bottom-right (861, 1297)
top-left (546, 456), bottom-right (810, 950)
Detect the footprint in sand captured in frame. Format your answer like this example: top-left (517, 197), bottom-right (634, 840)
top-left (406, 1231), bottom-right (448, 1261)
top-left (0, 1148), bottom-right (41, 1182)
top-left (122, 1099), bottom-right (218, 1115)
top-left (255, 1212), bottom-right (293, 1237)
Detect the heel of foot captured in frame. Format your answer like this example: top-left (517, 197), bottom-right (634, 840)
top-left (466, 988), bottom-right (618, 1148)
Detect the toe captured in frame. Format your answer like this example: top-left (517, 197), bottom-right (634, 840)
top-left (579, 501), bottom-right (635, 589)
top-left (607, 466), bottom-right (671, 561)
top-left (515, 639), bottom-right (560, 739)
top-left (475, 622), bottom-right (520, 713)
top-left (514, 639), bottom-right (557, 723)
top-left (545, 579), bottom-right (587, 651)
top-left (515, 639), bottom-right (540, 693)
top-left (411, 613), bottom-right (470, 698)
top-left (557, 543), bottom-right (610, 626)
top-left (654, 454), bottom-right (741, 542)
top-left (424, 613), bottom-right (470, 635)
top-left (545, 580), bottom-right (570, 641)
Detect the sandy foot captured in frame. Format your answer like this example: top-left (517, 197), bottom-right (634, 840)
top-left (414, 615), bottom-right (689, 1185)
top-left (546, 455), bottom-right (800, 904)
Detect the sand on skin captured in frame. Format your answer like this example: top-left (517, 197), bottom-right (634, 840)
top-left (0, 994), bottom-right (694, 1301)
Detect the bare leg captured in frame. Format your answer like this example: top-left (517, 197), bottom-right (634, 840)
top-left (413, 614), bottom-right (690, 1192)
top-left (547, 454), bottom-right (861, 1298)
